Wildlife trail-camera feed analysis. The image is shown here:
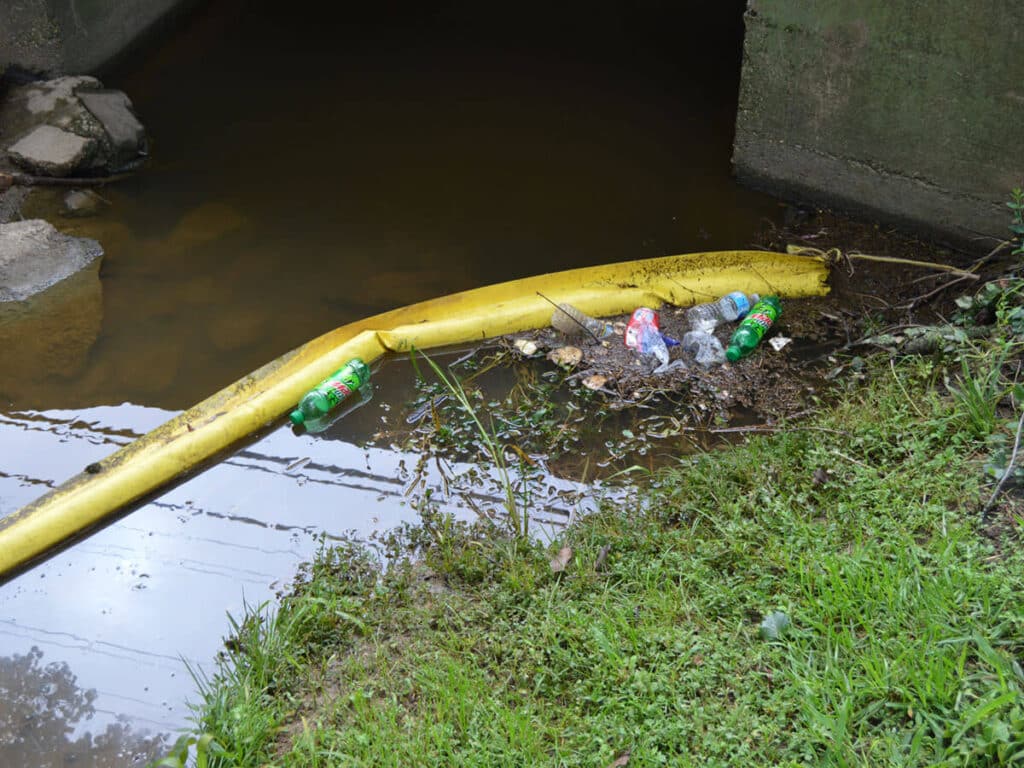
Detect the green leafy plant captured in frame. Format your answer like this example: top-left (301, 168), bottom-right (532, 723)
top-left (149, 733), bottom-right (229, 768)
top-left (1008, 187), bottom-right (1024, 258)
top-left (948, 349), bottom-right (1010, 439)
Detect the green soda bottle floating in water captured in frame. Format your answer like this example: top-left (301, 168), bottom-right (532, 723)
top-left (725, 296), bottom-right (782, 362)
top-left (289, 358), bottom-right (371, 429)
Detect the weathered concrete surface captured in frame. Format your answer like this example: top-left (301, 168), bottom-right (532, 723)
top-left (8, 124), bottom-right (98, 175)
top-left (0, 1), bottom-right (62, 76)
top-left (733, 1), bottom-right (1024, 252)
top-left (0, 76), bottom-right (147, 176)
top-left (78, 90), bottom-right (146, 167)
top-left (0, 0), bottom-right (200, 76)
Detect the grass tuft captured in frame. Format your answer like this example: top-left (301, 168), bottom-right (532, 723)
top-left (160, 356), bottom-right (1024, 768)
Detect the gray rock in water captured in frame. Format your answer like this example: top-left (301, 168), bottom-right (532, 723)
top-left (8, 124), bottom-right (98, 176)
top-left (0, 76), bottom-right (146, 177)
top-left (0, 219), bottom-right (104, 396)
top-left (77, 90), bottom-right (146, 169)
top-left (62, 188), bottom-right (106, 217)
top-left (0, 218), bottom-right (103, 304)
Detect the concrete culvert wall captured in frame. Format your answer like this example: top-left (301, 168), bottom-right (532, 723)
top-left (0, 0), bottom-right (200, 77)
top-left (732, 0), bottom-right (1024, 253)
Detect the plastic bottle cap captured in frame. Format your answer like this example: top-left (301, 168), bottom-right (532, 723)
top-left (289, 410), bottom-right (305, 426)
top-left (726, 346), bottom-right (742, 362)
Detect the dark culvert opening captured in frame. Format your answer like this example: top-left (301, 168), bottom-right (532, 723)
top-left (12, 0), bottom-right (779, 411)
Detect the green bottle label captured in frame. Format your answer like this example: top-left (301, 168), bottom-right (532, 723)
top-left (743, 310), bottom-right (775, 341)
top-left (323, 379), bottom-right (354, 407)
top-left (319, 360), bottom-right (368, 408)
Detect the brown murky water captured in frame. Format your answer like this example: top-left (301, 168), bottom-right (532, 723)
top-left (0, 1), bottom-right (782, 764)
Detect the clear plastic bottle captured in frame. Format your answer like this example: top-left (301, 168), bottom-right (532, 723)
top-left (685, 291), bottom-right (759, 332)
top-left (289, 358), bottom-right (371, 429)
top-left (550, 303), bottom-right (614, 339)
top-left (624, 307), bottom-right (670, 366)
top-left (726, 296), bottom-right (782, 362)
top-left (682, 330), bottom-right (726, 367)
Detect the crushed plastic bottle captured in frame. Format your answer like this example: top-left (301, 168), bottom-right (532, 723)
top-left (685, 291), bottom-right (759, 332)
top-left (624, 307), bottom-right (670, 367)
top-left (550, 303), bottom-right (614, 339)
top-left (726, 296), bottom-right (782, 362)
top-left (290, 358), bottom-right (371, 431)
top-left (682, 329), bottom-right (726, 367)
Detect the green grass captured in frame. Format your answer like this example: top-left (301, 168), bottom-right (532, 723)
top-left (166, 356), bottom-right (1024, 767)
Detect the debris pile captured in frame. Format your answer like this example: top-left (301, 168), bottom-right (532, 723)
top-left (505, 294), bottom-right (838, 423)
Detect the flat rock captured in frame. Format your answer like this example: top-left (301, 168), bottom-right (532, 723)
top-left (0, 218), bottom-right (103, 304)
top-left (77, 90), bottom-right (146, 168)
top-left (7, 125), bottom-right (97, 176)
top-left (0, 76), bottom-right (146, 176)
top-left (0, 76), bottom-right (105, 152)
top-left (21, 75), bottom-right (102, 115)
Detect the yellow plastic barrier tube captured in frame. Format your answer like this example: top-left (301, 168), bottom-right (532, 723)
top-left (0, 250), bottom-right (828, 578)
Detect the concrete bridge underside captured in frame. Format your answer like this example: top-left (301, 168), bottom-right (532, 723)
top-left (2, 0), bottom-right (1022, 253)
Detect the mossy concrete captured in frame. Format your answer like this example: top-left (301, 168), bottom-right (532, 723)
top-left (0, 0), bottom-right (199, 77)
top-left (733, 0), bottom-right (1024, 252)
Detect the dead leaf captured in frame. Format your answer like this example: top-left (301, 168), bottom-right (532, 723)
top-left (514, 338), bottom-right (539, 356)
top-left (548, 346), bottom-right (583, 368)
top-left (549, 546), bottom-right (573, 573)
top-left (606, 751), bottom-right (631, 767)
top-left (583, 374), bottom-right (608, 390)
top-left (594, 543), bottom-right (611, 572)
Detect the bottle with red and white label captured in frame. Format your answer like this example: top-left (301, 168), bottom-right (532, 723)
top-left (725, 296), bottom-right (782, 362)
top-left (624, 307), bottom-right (670, 366)
top-left (289, 358), bottom-right (371, 429)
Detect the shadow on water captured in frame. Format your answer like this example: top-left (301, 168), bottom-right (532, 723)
top-left (0, 355), bottom-right (602, 766)
top-left (0, 1), bottom-right (779, 763)
top-left (4, 0), bottom-right (777, 410)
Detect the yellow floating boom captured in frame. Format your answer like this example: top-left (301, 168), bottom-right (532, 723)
top-left (0, 250), bottom-right (829, 578)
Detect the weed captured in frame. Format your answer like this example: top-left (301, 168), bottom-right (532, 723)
top-left (948, 348), bottom-right (1009, 439)
top-left (1008, 187), bottom-right (1024, 258)
top-left (158, 355), bottom-right (1024, 767)
top-left (415, 349), bottom-right (532, 540)
top-left (148, 733), bottom-right (227, 768)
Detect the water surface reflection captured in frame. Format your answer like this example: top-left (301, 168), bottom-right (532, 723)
top-left (1, 1), bottom-right (772, 763)
top-left (0, 360), bottom-right (595, 763)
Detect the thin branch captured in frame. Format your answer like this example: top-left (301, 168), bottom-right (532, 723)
top-left (846, 252), bottom-right (979, 279)
top-left (787, 245), bottom-right (980, 280)
top-left (901, 274), bottom-right (975, 310)
top-left (981, 408), bottom-right (1024, 521)
top-left (891, 358), bottom-right (926, 418)
top-left (536, 291), bottom-right (602, 342)
top-left (1, 170), bottom-right (135, 187)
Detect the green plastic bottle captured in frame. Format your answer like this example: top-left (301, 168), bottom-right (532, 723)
top-left (290, 358), bottom-right (371, 428)
top-left (725, 296), bottom-right (782, 362)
